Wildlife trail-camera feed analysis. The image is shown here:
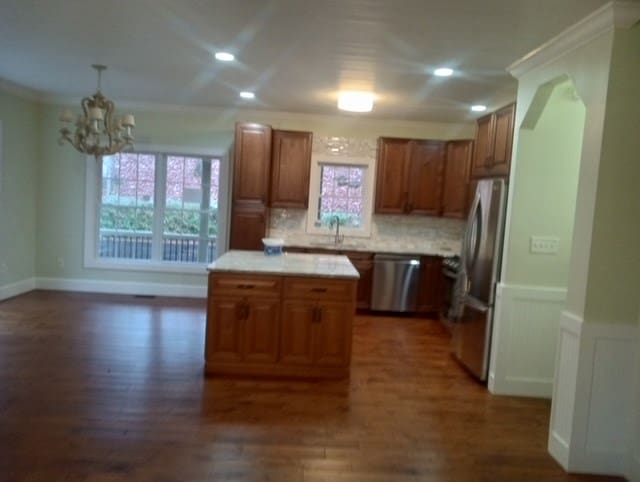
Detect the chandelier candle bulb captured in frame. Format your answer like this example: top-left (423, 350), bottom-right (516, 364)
top-left (89, 107), bottom-right (103, 121)
top-left (122, 114), bottom-right (135, 127)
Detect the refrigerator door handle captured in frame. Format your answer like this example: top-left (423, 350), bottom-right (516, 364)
top-left (464, 197), bottom-right (483, 274)
top-left (463, 295), bottom-right (489, 313)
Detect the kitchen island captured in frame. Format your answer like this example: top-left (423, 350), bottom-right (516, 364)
top-left (205, 251), bottom-right (359, 378)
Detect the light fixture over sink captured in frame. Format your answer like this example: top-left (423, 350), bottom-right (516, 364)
top-left (58, 64), bottom-right (135, 160)
top-left (338, 91), bottom-right (375, 113)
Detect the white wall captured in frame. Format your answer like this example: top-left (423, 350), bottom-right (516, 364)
top-left (0, 87), bottom-right (39, 299)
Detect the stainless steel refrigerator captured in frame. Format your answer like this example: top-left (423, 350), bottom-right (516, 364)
top-left (451, 178), bottom-right (507, 381)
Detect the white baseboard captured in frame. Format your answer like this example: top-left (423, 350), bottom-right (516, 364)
top-left (488, 283), bottom-right (567, 398)
top-left (549, 312), bottom-right (638, 476)
top-left (0, 277), bottom-right (36, 301)
top-left (36, 277), bottom-right (207, 298)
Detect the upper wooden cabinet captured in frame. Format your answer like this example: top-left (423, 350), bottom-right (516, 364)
top-left (230, 122), bottom-right (272, 250)
top-left (375, 138), bottom-right (445, 215)
top-left (270, 130), bottom-right (313, 208)
top-left (441, 140), bottom-right (473, 219)
top-left (471, 103), bottom-right (515, 178)
top-left (232, 122), bottom-right (272, 205)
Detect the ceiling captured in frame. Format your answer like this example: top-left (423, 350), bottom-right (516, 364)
top-left (0, 0), bottom-right (612, 122)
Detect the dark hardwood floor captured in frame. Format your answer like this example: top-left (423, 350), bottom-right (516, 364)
top-left (0, 290), bottom-right (623, 482)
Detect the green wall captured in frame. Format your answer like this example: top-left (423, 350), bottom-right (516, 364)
top-left (0, 90), bottom-right (39, 288)
top-left (35, 102), bottom-right (474, 287)
top-left (583, 24), bottom-right (640, 325)
top-left (504, 79), bottom-right (585, 287)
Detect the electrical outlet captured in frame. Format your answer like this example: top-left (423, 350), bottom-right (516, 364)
top-left (530, 236), bottom-right (560, 254)
top-left (0, 261), bottom-right (7, 274)
top-left (56, 257), bottom-right (65, 268)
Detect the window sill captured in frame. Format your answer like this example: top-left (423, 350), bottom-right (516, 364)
top-left (84, 258), bottom-right (210, 275)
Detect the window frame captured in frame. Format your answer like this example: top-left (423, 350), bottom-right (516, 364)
top-left (84, 145), bottom-right (230, 274)
top-left (305, 154), bottom-right (376, 237)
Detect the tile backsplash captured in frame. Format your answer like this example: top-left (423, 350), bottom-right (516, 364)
top-left (269, 208), bottom-right (464, 252)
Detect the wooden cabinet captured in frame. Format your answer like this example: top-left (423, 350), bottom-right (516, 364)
top-left (407, 140), bottom-right (445, 215)
top-left (417, 256), bottom-right (443, 314)
top-left (270, 130), bottom-right (313, 208)
top-left (471, 103), bottom-right (515, 179)
top-left (229, 206), bottom-right (267, 251)
top-left (232, 123), bottom-right (272, 205)
top-left (442, 140), bottom-right (473, 219)
top-left (491, 104), bottom-right (516, 176)
top-left (229, 122), bottom-right (272, 250)
top-left (375, 138), bottom-right (411, 214)
top-left (280, 299), bottom-right (352, 367)
top-left (205, 272), bottom-right (356, 378)
top-left (375, 138), bottom-right (445, 215)
top-left (205, 274), bottom-right (280, 364)
top-left (344, 251), bottom-right (373, 310)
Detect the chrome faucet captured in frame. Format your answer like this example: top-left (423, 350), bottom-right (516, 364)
top-left (329, 215), bottom-right (344, 245)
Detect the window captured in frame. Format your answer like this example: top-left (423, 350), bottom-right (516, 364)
top-left (306, 154), bottom-right (375, 236)
top-left (85, 148), bottom-right (229, 273)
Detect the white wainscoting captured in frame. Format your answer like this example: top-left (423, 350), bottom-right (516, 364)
top-left (36, 277), bottom-right (207, 299)
top-left (549, 312), bottom-right (638, 476)
top-left (0, 277), bottom-right (36, 301)
top-left (548, 310), bottom-right (582, 469)
top-left (627, 328), bottom-right (640, 482)
top-left (488, 283), bottom-right (567, 398)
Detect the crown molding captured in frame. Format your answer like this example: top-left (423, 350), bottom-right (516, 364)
top-left (0, 77), bottom-right (44, 102)
top-left (508, 1), bottom-right (640, 79)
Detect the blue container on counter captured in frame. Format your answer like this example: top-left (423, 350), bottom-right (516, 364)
top-left (262, 238), bottom-right (284, 256)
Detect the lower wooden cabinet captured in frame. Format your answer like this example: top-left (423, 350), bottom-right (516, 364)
top-left (205, 272), bottom-right (356, 378)
top-left (417, 256), bottom-right (443, 314)
top-left (205, 296), bottom-right (279, 364)
top-left (344, 251), bottom-right (373, 310)
top-left (279, 300), bottom-right (352, 367)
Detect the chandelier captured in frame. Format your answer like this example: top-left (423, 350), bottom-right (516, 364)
top-left (59, 64), bottom-right (135, 160)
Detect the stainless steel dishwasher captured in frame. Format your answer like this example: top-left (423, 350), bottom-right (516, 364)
top-left (371, 254), bottom-right (421, 312)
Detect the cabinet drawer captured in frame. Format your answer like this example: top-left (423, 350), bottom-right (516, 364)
top-left (283, 277), bottom-right (356, 302)
top-left (209, 273), bottom-right (281, 298)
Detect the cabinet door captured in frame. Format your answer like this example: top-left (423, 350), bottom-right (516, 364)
top-left (417, 256), bottom-right (443, 313)
top-left (243, 299), bottom-right (280, 363)
top-left (279, 301), bottom-right (315, 365)
top-left (347, 254), bottom-right (373, 310)
top-left (205, 298), bottom-right (244, 362)
top-left (375, 138), bottom-right (410, 214)
top-left (442, 140), bottom-right (473, 219)
top-left (490, 103), bottom-right (515, 177)
top-left (314, 302), bottom-right (353, 366)
top-left (270, 130), bottom-right (312, 208)
top-left (471, 114), bottom-right (494, 178)
top-left (229, 206), bottom-right (266, 250)
top-left (407, 140), bottom-right (445, 215)
top-left (233, 122), bottom-right (272, 204)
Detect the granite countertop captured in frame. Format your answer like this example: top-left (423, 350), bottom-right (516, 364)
top-left (207, 251), bottom-right (360, 279)
top-left (281, 236), bottom-right (460, 257)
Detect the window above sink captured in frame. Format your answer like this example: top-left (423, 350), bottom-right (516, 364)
top-left (306, 154), bottom-right (376, 238)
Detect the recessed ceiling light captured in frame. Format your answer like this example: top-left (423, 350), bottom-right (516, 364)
top-left (471, 105), bottom-right (487, 112)
top-left (337, 91), bottom-right (375, 113)
top-left (214, 52), bottom-right (235, 62)
top-left (239, 91), bottom-right (255, 99)
top-left (434, 67), bottom-right (454, 77)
